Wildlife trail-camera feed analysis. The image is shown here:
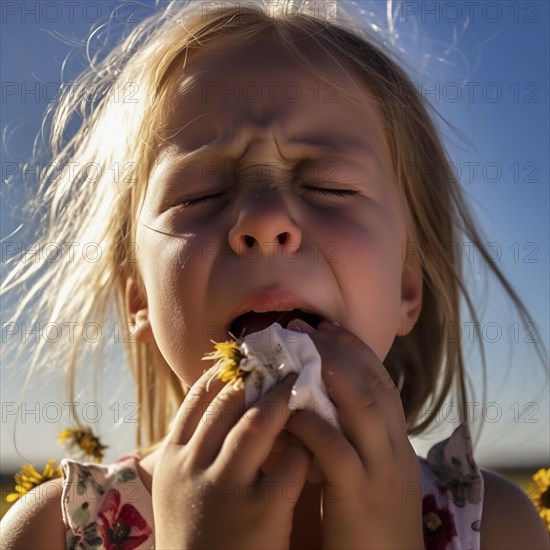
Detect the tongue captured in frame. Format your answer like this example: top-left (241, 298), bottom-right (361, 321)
top-left (231, 309), bottom-right (321, 338)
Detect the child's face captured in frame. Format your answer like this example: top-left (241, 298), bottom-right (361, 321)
top-left (127, 37), bottom-right (422, 387)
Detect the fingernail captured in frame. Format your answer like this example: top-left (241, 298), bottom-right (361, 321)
top-left (318, 320), bottom-right (340, 333)
top-left (287, 318), bottom-right (314, 333)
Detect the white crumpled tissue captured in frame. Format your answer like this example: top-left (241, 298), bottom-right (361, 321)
top-left (208, 322), bottom-right (340, 430)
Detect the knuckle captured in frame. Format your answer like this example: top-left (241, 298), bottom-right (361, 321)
top-left (318, 423), bottom-right (351, 457)
top-left (356, 390), bottom-right (378, 412)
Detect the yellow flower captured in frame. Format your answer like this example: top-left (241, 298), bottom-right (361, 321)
top-left (532, 468), bottom-right (550, 532)
top-left (58, 427), bottom-right (107, 462)
top-left (5, 458), bottom-right (61, 503)
top-left (202, 340), bottom-right (247, 386)
top-left (424, 512), bottom-right (443, 532)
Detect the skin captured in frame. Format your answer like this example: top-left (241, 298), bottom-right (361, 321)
top-left (127, 37), bottom-right (425, 548)
top-left (2, 35), bottom-right (548, 550)
top-left (129, 37), bottom-right (423, 385)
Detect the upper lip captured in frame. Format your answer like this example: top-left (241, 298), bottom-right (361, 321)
top-left (225, 289), bottom-right (324, 334)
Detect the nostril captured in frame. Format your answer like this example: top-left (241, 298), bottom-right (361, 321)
top-left (238, 232), bottom-right (292, 250)
top-left (277, 232), bottom-right (288, 245)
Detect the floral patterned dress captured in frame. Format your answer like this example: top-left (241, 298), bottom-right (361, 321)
top-left (61, 423), bottom-right (483, 549)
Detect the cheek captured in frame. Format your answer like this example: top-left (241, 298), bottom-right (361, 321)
top-left (330, 225), bottom-right (404, 359)
top-left (136, 232), bottom-right (212, 379)
top-left (138, 230), bottom-right (190, 301)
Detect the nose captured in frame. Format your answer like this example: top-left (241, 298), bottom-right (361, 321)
top-left (228, 191), bottom-right (302, 257)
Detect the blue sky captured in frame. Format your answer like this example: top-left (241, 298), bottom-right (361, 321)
top-left (1, 1), bottom-right (548, 470)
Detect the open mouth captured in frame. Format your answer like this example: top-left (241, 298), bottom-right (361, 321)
top-left (229, 309), bottom-right (323, 338)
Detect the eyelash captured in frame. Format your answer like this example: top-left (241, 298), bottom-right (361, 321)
top-left (176, 191), bottom-right (227, 208)
top-left (175, 186), bottom-right (357, 209)
top-left (303, 186), bottom-right (358, 198)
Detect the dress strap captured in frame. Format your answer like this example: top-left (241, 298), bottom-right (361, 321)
top-left (419, 423), bottom-right (484, 549)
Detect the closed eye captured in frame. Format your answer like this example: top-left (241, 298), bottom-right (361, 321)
top-left (175, 191), bottom-right (227, 209)
top-left (303, 186), bottom-right (358, 198)
top-left (172, 186), bottom-right (356, 209)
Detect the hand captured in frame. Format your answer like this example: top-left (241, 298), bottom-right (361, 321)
top-left (152, 367), bottom-right (312, 549)
top-left (285, 319), bottom-right (424, 550)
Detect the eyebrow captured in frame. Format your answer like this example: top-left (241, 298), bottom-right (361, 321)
top-left (157, 132), bottom-right (372, 170)
top-left (285, 133), bottom-right (372, 155)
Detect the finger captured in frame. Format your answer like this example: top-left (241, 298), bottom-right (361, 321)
top-left (289, 318), bottom-right (405, 464)
top-left (322, 341), bottom-right (408, 465)
top-left (186, 380), bottom-right (246, 467)
top-left (324, 353), bottom-right (397, 468)
top-left (288, 318), bottom-right (398, 391)
top-left (165, 365), bottom-right (227, 446)
top-left (263, 437), bottom-right (312, 504)
top-left (285, 409), bottom-right (363, 492)
top-left (215, 374), bottom-right (298, 481)
top-left (307, 458), bottom-right (324, 484)
top-left (317, 320), bottom-right (398, 392)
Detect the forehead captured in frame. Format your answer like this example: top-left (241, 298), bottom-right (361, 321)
top-left (154, 35), bottom-right (389, 165)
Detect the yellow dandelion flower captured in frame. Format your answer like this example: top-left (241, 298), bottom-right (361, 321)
top-left (424, 512), bottom-right (443, 532)
top-left (202, 340), bottom-right (248, 386)
top-left (532, 467), bottom-right (550, 532)
top-left (58, 427), bottom-right (107, 462)
top-left (5, 458), bottom-right (61, 502)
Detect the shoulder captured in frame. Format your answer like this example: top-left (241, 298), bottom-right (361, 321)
top-left (0, 477), bottom-right (65, 550)
top-left (480, 468), bottom-right (548, 549)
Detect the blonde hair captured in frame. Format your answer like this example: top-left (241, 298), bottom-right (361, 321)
top-left (2, 0), bottom-right (545, 455)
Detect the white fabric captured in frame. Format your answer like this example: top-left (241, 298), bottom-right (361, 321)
top-left (240, 323), bottom-right (340, 429)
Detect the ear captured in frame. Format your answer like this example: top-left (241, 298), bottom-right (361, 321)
top-left (125, 276), bottom-right (154, 344)
top-left (397, 256), bottom-right (423, 337)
